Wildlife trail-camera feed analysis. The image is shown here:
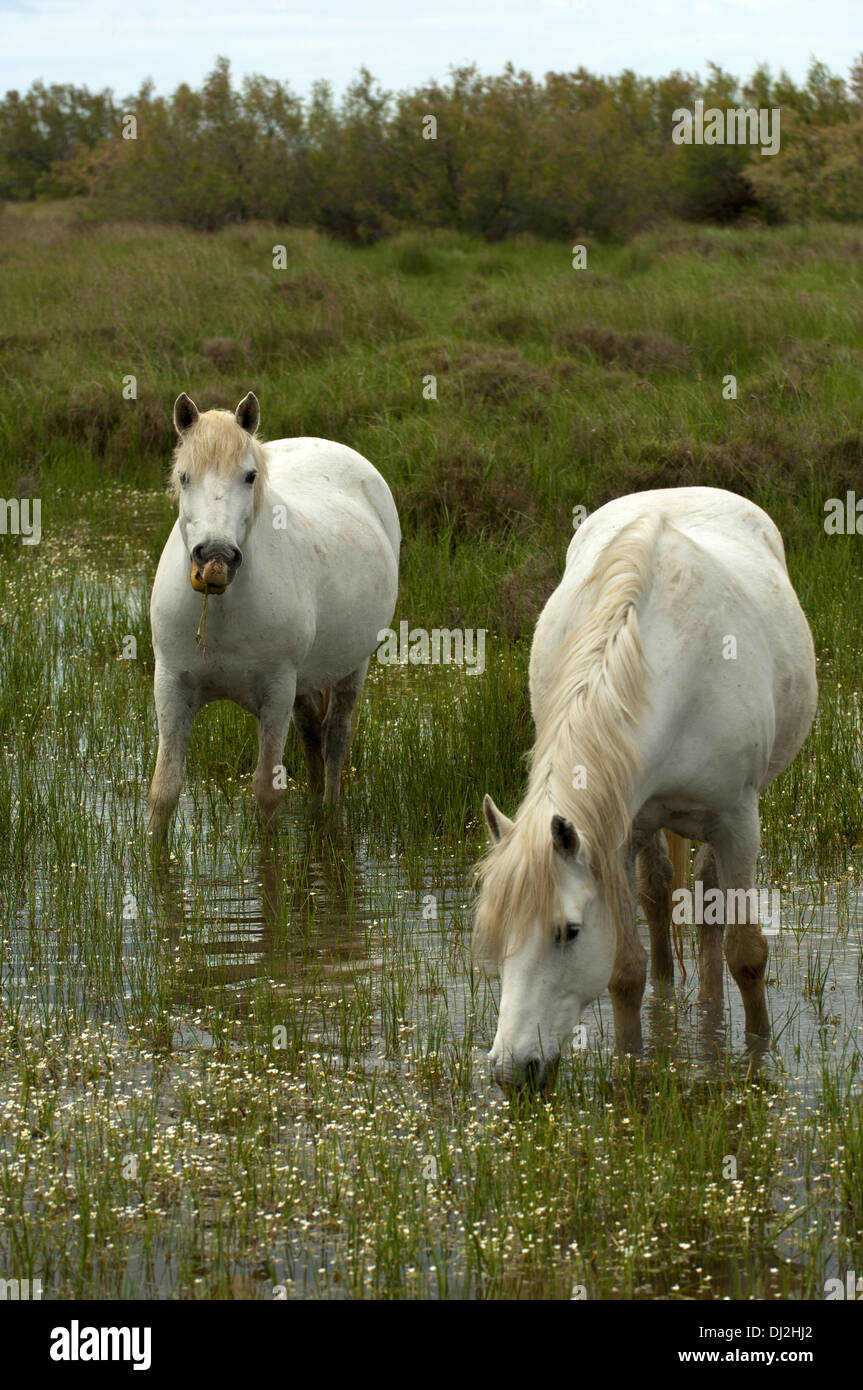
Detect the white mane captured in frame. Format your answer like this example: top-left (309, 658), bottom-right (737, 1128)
top-left (474, 513), bottom-right (664, 962)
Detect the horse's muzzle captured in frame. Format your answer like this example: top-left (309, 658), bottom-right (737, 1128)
top-left (190, 545), bottom-right (242, 594)
top-left (492, 1052), bottom-right (560, 1097)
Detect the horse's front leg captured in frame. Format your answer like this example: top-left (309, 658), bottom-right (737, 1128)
top-left (609, 854), bottom-right (647, 1054)
top-left (253, 674), bottom-right (297, 828)
top-left (148, 667), bottom-right (198, 848)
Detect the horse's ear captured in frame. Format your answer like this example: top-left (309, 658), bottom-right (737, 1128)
top-left (174, 393), bottom-right (199, 435)
top-left (235, 392), bottom-right (260, 435)
top-left (551, 815), bottom-right (580, 862)
top-left (483, 794), bottom-right (514, 845)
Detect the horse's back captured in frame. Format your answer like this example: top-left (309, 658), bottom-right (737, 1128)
top-left (532, 486), bottom-right (817, 795)
top-left (264, 436), bottom-right (401, 557)
top-left (539, 488), bottom-right (795, 662)
top-left (566, 486), bottom-right (786, 578)
top-left (555, 488), bottom-right (797, 633)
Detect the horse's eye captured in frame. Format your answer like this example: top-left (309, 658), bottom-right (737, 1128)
top-left (178, 471), bottom-right (188, 486)
top-left (244, 471), bottom-right (257, 485)
top-left (554, 921), bottom-right (580, 944)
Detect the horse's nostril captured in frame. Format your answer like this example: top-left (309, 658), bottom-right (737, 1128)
top-left (492, 1054), bottom-right (550, 1095)
top-left (192, 543), bottom-right (241, 568)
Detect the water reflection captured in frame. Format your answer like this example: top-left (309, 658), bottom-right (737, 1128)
top-left (148, 823), bottom-right (378, 1051)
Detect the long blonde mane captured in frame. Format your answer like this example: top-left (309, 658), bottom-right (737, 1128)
top-left (170, 410), bottom-right (268, 516)
top-left (474, 512), bottom-right (665, 964)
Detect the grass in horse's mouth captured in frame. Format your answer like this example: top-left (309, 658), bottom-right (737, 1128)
top-left (192, 563), bottom-right (229, 653)
top-left (194, 584), bottom-right (228, 653)
top-left (196, 590), bottom-right (209, 652)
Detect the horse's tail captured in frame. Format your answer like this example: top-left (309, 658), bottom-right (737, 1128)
top-left (664, 830), bottom-right (690, 978)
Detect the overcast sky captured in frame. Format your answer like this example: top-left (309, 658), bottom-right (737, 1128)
top-left (1, 0), bottom-right (857, 100)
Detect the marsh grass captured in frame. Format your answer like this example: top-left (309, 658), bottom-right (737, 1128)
top-left (0, 216), bottom-right (861, 1299)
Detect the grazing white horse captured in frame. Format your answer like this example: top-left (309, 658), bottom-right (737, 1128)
top-left (148, 392), bottom-right (400, 839)
top-left (475, 487), bottom-right (817, 1092)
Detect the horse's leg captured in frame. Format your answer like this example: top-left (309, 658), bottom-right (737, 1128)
top-left (636, 831), bottom-right (675, 983)
top-left (664, 831), bottom-right (690, 898)
top-left (609, 855), bottom-right (647, 1053)
top-left (253, 673), bottom-right (297, 828)
top-left (714, 794), bottom-right (769, 1038)
top-left (321, 661), bottom-right (366, 806)
top-left (291, 690), bottom-right (325, 804)
top-left (148, 668), bottom-right (197, 845)
top-left (694, 842), bottom-right (724, 1010)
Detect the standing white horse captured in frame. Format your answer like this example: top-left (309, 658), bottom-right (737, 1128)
top-left (474, 487), bottom-right (817, 1092)
top-left (148, 392), bottom-right (400, 840)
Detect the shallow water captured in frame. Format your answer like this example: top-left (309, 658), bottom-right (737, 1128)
top-left (7, 752), bottom-right (861, 1076)
top-left (159, 822), bottom-right (863, 1080)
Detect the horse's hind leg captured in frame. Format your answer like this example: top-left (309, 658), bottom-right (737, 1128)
top-left (321, 661), bottom-right (367, 805)
top-left (292, 690), bottom-right (325, 803)
top-left (694, 842), bottom-right (724, 1010)
top-left (714, 794), bottom-right (769, 1038)
top-left (148, 668), bottom-right (197, 847)
top-left (636, 831), bottom-right (674, 983)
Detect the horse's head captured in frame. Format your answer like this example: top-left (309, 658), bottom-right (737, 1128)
top-left (475, 794), bottom-right (615, 1094)
top-left (171, 392), bottom-right (265, 594)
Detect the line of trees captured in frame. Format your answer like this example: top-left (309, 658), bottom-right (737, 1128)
top-left (2, 56), bottom-right (862, 239)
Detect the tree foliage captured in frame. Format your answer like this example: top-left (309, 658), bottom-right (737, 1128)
top-left (2, 56), bottom-right (862, 238)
